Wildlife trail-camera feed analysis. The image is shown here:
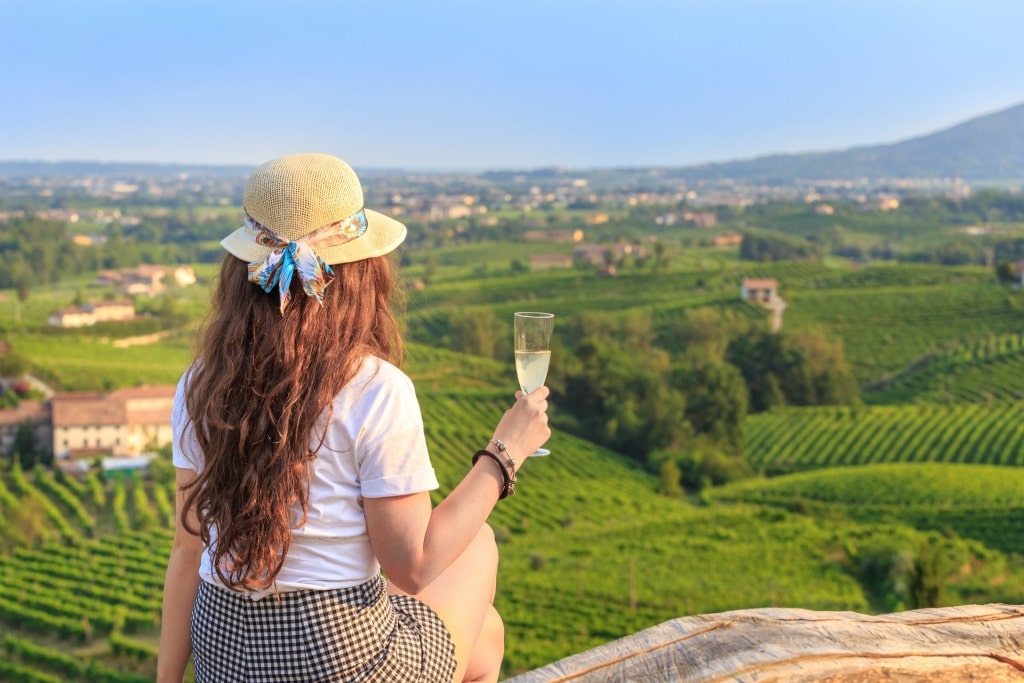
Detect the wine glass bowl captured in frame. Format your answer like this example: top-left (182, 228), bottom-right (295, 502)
top-left (514, 312), bottom-right (554, 456)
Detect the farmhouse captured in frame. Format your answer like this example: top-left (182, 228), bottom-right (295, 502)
top-left (740, 278), bottom-right (778, 303)
top-left (47, 300), bottom-right (135, 328)
top-left (50, 385), bottom-right (175, 461)
top-left (741, 277), bottom-right (788, 332)
top-left (713, 232), bottom-right (744, 247)
top-left (682, 211), bottom-right (718, 228)
top-left (529, 254), bottom-right (574, 271)
top-left (523, 229), bottom-right (584, 243)
top-left (574, 245), bottom-right (607, 266)
top-left (90, 265), bottom-right (197, 296)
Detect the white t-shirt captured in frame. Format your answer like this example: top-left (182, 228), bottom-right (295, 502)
top-left (172, 356), bottom-right (439, 600)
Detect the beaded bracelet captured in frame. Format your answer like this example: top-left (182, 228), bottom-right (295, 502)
top-left (472, 449), bottom-right (516, 499)
top-left (488, 438), bottom-right (517, 498)
top-left (488, 438), bottom-right (517, 473)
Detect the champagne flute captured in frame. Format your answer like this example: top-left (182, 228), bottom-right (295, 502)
top-left (514, 311), bottom-right (554, 456)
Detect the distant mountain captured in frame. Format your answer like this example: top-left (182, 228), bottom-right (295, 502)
top-left (4, 101), bottom-right (1024, 184)
top-left (666, 101), bottom-right (1024, 183)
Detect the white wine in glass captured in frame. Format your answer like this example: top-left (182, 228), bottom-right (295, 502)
top-left (514, 311), bottom-right (554, 456)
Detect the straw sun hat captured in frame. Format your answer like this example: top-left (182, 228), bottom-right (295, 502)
top-left (221, 153), bottom-right (407, 265)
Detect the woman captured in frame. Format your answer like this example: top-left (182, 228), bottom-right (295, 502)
top-left (158, 153), bottom-right (550, 683)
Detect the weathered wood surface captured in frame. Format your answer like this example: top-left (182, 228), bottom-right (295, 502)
top-left (505, 603), bottom-right (1024, 682)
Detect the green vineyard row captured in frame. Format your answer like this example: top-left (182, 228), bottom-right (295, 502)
top-left (745, 402), bottom-right (1024, 472)
top-left (865, 332), bottom-right (1024, 404)
top-left (4, 388), bottom-right (1024, 677)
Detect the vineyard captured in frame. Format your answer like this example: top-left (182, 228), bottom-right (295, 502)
top-left (783, 282), bottom-right (1024, 384)
top-left (0, 468), bottom-right (171, 682)
top-left (5, 388), bottom-right (1024, 677)
top-left (4, 254), bottom-right (1024, 679)
top-left (864, 332), bottom-right (1024, 404)
top-left (744, 401), bottom-right (1024, 473)
top-left (711, 462), bottom-right (1024, 556)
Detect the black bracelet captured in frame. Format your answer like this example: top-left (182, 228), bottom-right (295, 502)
top-left (473, 449), bottom-right (515, 499)
top-left (488, 438), bottom-right (517, 497)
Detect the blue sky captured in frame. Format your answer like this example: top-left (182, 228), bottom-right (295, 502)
top-left (3, 0), bottom-right (1023, 170)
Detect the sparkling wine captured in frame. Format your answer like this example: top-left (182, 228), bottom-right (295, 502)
top-left (515, 350), bottom-right (551, 394)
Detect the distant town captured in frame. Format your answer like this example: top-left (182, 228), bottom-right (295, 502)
top-left (0, 163), bottom-right (976, 228)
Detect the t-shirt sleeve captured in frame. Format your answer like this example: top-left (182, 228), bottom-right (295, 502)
top-left (355, 365), bottom-right (439, 498)
top-left (171, 368), bottom-right (203, 471)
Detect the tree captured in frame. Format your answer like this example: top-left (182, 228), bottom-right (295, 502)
top-left (656, 458), bottom-right (683, 497)
top-left (653, 240), bottom-right (668, 272)
top-left (996, 259), bottom-right (1017, 284)
top-left (726, 329), bottom-right (790, 412)
top-left (783, 330), bottom-right (860, 407)
top-left (423, 254), bottom-right (437, 285)
top-left (664, 435), bottom-right (753, 491)
top-left (739, 230), bottom-right (822, 262)
top-left (726, 327), bottom-right (859, 412)
top-left (907, 543), bottom-right (946, 609)
top-left (676, 361), bottom-right (748, 452)
top-left (555, 328), bottom-right (688, 463)
top-left (449, 309), bottom-right (502, 359)
top-left (13, 420), bottom-right (38, 469)
top-left (662, 307), bottom-right (745, 367)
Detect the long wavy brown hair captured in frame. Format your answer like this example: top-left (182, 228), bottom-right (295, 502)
top-left (181, 254), bottom-right (402, 590)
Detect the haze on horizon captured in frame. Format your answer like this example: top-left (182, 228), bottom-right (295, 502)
top-left (3, 0), bottom-right (1023, 171)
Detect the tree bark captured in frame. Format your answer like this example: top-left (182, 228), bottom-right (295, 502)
top-left (505, 603), bottom-right (1024, 682)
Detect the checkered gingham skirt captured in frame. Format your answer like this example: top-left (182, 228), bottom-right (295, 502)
top-left (191, 574), bottom-right (456, 682)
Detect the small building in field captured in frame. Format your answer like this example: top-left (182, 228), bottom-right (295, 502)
top-left (90, 300), bottom-right (136, 323)
top-left (51, 385), bottom-right (175, 461)
top-left (713, 232), bottom-right (744, 247)
top-left (529, 254), bottom-right (573, 271)
top-left (48, 307), bottom-right (96, 328)
top-left (47, 299), bottom-right (135, 328)
top-left (91, 265), bottom-right (197, 295)
top-left (523, 229), bottom-right (584, 244)
top-left (573, 245), bottom-right (608, 266)
top-left (682, 211), bottom-right (718, 228)
top-left (741, 278), bottom-right (779, 303)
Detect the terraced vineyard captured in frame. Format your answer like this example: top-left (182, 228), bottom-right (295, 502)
top-left (865, 332), bottom-right (1024, 404)
top-left (0, 391), bottom-right (681, 680)
top-left (0, 469), bottom-right (171, 682)
top-left (745, 402), bottom-right (1024, 473)
top-left (783, 282), bottom-right (1024, 384)
top-left (712, 463), bottom-right (1024, 556)
top-left (6, 386), bottom-right (1024, 678)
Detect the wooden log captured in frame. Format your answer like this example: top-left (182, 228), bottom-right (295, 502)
top-left (505, 603), bottom-right (1024, 682)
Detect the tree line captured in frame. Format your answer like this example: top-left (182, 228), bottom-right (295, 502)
top-left (0, 215), bottom-right (233, 293)
top-left (440, 306), bottom-right (860, 494)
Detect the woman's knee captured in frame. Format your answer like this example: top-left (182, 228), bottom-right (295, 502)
top-left (485, 604), bottom-right (504, 648)
top-left (468, 524), bottom-right (499, 604)
top-left (464, 606), bottom-right (504, 683)
top-left (471, 523), bottom-right (499, 568)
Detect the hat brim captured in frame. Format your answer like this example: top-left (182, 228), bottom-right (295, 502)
top-left (220, 208), bottom-right (407, 265)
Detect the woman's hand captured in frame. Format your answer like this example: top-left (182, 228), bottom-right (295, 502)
top-left (491, 386), bottom-right (551, 472)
